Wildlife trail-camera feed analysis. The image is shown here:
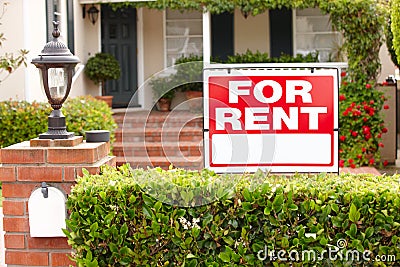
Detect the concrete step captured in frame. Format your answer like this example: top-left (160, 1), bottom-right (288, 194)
top-left (113, 141), bottom-right (203, 157)
top-left (117, 156), bottom-right (203, 170)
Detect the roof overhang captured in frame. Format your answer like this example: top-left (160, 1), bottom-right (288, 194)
top-left (80, 0), bottom-right (155, 4)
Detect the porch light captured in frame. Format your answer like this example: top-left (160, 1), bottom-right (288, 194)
top-left (87, 5), bottom-right (99, 25)
top-left (31, 21), bottom-right (80, 139)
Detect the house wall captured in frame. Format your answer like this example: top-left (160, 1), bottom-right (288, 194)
top-left (142, 8), bottom-right (164, 109)
top-left (234, 9), bottom-right (270, 54)
top-left (0, 0), bottom-right (47, 102)
top-left (70, 3), bottom-right (101, 98)
top-left (377, 43), bottom-right (397, 83)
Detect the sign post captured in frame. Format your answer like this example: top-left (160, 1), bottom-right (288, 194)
top-left (203, 64), bottom-right (343, 173)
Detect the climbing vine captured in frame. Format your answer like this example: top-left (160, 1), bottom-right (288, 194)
top-left (392, 0), bottom-right (400, 62)
top-left (112, 0), bottom-right (387, 82)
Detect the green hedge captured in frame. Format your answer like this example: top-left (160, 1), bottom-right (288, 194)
top-left (0, 95), bottom-right (117, 148)
top-left (65, 166), bottom-right (400, 266)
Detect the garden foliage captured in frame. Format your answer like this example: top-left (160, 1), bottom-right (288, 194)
top-left (338, 76), bottom-right (388, 168)
top-left (0, 95), bottom-right (117, 147)
top-left (65, 166), bottom-right (400, 266)
top-left (392, 0), bottom-right (400, 63)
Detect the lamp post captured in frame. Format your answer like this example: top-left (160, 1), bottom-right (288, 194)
top-left (32, 21), bottom-right (80, 139)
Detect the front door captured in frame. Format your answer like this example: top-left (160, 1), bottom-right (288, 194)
top-left (101, 5), bottom-right (138, 108)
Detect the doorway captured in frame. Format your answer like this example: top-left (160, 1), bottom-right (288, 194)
top-left (101, 5), bottom-right (138, 108)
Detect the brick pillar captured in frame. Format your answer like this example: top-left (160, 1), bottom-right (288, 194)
top-left (0, 137), bottom-right (115, 267)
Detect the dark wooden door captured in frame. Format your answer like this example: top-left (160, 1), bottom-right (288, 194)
top-left (101, 5), bottom-right (138, 108)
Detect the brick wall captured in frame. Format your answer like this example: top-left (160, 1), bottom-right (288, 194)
top-left (0, 138), bottom-right (115, 267)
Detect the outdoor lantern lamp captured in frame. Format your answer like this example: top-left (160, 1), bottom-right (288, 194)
top-left (87, 5), bottom-right (99, 25)
top-left (32, 21), bottom-right (80, 139)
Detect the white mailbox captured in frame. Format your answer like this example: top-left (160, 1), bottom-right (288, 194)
top-left (28, 185), bottom-right (66, 237)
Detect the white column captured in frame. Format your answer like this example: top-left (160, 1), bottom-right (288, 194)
top-left (202, 10), bottom-right (211, 66)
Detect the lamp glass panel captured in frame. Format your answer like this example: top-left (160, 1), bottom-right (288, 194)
top-left (48, 67), bottom-right (68, 101)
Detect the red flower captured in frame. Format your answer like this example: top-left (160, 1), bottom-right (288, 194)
top-left (383, 160), bottom-right (389, 166)
top-left (340, 135), bottom-right (346, 142)
top-left (341, 71), bottom-right (346, 77)
top-left (369, 110), bottom-right (375, 116)
top-left (366, 83), bottom-right (372, 89)
top-left (357, 154), bottom-right (362, 159)
top-left (382, 127), bottom-right (388, 133)
top-left (365, 133), bottom-right (372, 140)
top-left (379, 142), bottom-right (384, 148)
top-left (350, 163), bottom-right (356, 168)
top-left (363, 105), bottom-right (369, 111)
top-left (339, 94), bottom-right (346, 101)
top-left (369, 100), bottom-right (374, 105)
top-left (339, 159), bottom-right (344, 167)
top-left (348, 158), bottom-right (354, 164)
top-left (342, 81), bottom-right (348, 86)
top-left (363, 126), bottom-right (370, 134)
top-left (351, 131), bottom-right (358, 137)
top-left (362, 147), bottom-right (367, 152)
top-left (339, 149), bottom-right (343, 154)
top-left (384, 105), bottom-right (389, 110)
top-left (343, 110), bottom-right (349, 116)
top-left (363, 118), bottom-right (368, 122)
top-left (351, 102), bottom-right (356, 108)
top-left (377, 133), bottom-right (382, 138)
top-left (369, 158), bottom-right (375, 165)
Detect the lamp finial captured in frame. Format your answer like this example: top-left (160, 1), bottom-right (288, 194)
top-left (52, 21), bottom-right (60, 39)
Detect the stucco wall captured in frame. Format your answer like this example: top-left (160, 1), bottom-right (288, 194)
top-left (70, 3), bottom-right (101, 99)
top-left (234, 9), bottom-right (270, 54)
top-left (142, 8), bottom-right (164, 109)
top-left (0, 0), bottom-right (47, 102)
top-left (377, 43), bottom-right (397, 83)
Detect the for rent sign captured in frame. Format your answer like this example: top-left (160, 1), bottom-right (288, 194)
top-left (203, 67), bottom-right (339, 173)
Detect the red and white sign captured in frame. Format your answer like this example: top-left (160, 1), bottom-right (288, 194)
top-left (203, 67), bottom-right (339, 173)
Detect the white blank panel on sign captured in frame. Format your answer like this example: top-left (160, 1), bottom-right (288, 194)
top-left (212, 134), bottom-right (331, 165)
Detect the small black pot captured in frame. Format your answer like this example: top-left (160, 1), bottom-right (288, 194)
top-left (85, 130), bottom-right (110, 142)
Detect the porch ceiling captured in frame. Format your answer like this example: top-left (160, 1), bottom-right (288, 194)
top-left (80, 0), bottom-right (155, 4)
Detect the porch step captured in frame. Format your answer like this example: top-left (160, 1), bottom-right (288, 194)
top-left (113, 111), bottom-right (203, 128)
top-left (113, 141), bottom-right (203, 157)
top-left (113, 110), bottom-right (204, 170)
top-left (116, 156), bottom-right (203, 170)
top-left (115, 128), bottom-right (203, 142)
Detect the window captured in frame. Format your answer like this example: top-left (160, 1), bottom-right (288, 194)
top-left (46, 0), bottom-right (74, 53)
top-left (165, 9), bottom-right (203, 66)
top-left (294, 8), bottom-right (342, 62)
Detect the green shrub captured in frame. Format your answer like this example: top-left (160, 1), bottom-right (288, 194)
top-left (392, 0), bottom-right (400, 64)
top-left (173, 55), bottom-right (203, 92)
top-left (0, 96), bottom-right (117, 147)
top-left (0, 101), bottom-right (49, 147)
top-left (224, 50), bottom-right (319, 64)
top-left (338, 76), bottom-right (388, 167)
top-left (65, 166), bottom-right (400, 266)
top-left (63, 95), bottom-right (117, 143)
top-left (84, 53), bottom-right (121, 95)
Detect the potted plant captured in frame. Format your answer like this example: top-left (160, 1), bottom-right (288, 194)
top-left (150, 76), bottom-right (175, 112)
top-left (173, 55), bottom-right (203, 110)
top-left (84, 52), bottom-right (121, 107)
